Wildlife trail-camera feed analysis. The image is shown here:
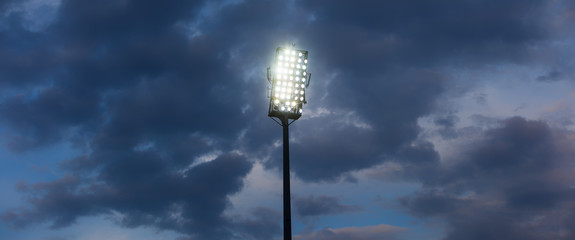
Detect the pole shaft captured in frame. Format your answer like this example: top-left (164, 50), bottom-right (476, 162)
top-left (282, 116), bottom-right (292, 240)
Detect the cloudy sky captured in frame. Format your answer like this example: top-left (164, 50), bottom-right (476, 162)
top-left (1, 0), bottom-right (575, 239)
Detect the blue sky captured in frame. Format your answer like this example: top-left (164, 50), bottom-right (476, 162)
top-left (1, 0), bottom-right (575, 239)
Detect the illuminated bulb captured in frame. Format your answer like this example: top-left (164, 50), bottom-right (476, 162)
top-left (291, 50), bottom-right (295, 55)
top-left (299, 52), bottom-right (302, 56)
top-left (291, 101), bottom-right (296, 106)
top-left (298, 59), bottom-right (301, 63)
top-left (296, 64), bottom-right (300, 69)
top-left (302, 65), bottom-right (306, 70)
top-left (300, 90), bottom-right (304, 94)
top-left (302, 71), bottom-right (306, 76)
top-left (274, 99), bottom-right (279, 104)
top-left (304, 59), bottom-right (307, 64)
top-left (299, 109), bottom-right (303, 113)
top-left (281, 106), bottom-right (285, 111)
top-left (279, 56), bottom-right (283, 60)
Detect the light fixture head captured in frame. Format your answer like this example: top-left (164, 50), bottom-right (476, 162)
top-left (268, 46), bottom-right (310, 120)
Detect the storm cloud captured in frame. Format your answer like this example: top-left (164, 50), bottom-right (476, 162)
top-left (398, 117), bottom-right (575, 239)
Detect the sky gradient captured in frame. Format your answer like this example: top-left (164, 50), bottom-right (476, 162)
top-left (1, 0), bottom-right (575, 239)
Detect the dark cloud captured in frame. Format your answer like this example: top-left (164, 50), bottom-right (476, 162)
top-left (3, 153), bottom-right (252, 239)
top-left (231, 207), bottom-right (282, 240)
top-left (0, 86), bottom-right (100, 152)
top-left (294, 195), bottom-right (361, 217)
top-left (398, 117), bottom-right (575, 239)
top-left (0, 0), bottom-right (14, 12)
top-left (536, 70), bottom-right (563, 82)
top-left (433, 114), bottom-right (460, 139)
top-left (294, 223), bottom-right (406, 240)
top-left (1, 0), bottom-right (263, 238)
top-left (301, 0), bottom-right (549, 68)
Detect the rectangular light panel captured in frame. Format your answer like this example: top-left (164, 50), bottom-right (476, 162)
top-left (269, 47), bottom-right (309, 117)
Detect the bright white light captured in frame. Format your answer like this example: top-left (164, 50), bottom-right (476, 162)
top-left (271, 47), bottom-right (309, 114)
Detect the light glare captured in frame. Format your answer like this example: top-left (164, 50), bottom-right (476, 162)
top-left (270, 47), bottom-right (309, 114)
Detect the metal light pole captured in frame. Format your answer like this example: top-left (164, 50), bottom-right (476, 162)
top-left (267, 45), bottom-right (311, 240)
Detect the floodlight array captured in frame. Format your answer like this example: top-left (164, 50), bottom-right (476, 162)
top-left (270, 47), bottom-right (309, 116)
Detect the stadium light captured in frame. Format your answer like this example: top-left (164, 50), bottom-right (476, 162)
top-left (266, 44), bottom-right (311, 240)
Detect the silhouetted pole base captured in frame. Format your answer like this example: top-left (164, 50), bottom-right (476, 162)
top-left (282, 116), bottom-right (292, 240)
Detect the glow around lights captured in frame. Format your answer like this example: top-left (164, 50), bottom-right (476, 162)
top-left (270, 46), bottom-right (309, 114)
